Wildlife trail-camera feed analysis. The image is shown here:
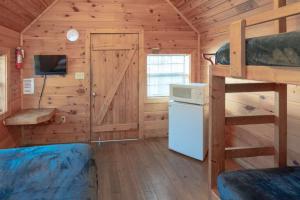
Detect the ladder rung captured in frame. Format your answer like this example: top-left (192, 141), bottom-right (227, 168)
top-left (225, 146), bottom-right (275, 159)
top-left (225, 115), bottom-right (275, 125)
top-left (225, 83), bottom-right (276, 93)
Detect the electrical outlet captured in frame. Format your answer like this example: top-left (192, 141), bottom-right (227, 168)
top-left (75, 72), bottom-right (85, 80)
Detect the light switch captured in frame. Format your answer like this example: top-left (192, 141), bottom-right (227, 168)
top-left (75, 72), bottom-right (85, 80)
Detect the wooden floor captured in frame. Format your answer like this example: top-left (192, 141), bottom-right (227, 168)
top-left (94, 138), bottom-right (209, 200)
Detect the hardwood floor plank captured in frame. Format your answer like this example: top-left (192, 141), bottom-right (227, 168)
top-left (94, 138), bottom-right (210, 200)
top-left (154, 139), bottom-right (209, 199)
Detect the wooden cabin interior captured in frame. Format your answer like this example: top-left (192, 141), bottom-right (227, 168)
top-left (1, 0), bottom-right (300, 199)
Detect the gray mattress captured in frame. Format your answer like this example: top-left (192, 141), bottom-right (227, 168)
top-left (0, 143), bottom-right (98, 200)
top-left (215, 31), bottom-right (300, 67)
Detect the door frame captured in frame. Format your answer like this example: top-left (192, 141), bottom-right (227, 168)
top-left (86, 29), bottom-right (145, 141)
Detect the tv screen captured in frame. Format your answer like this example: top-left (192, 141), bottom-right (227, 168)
top-left (34, 55), bottom-right (67, 75)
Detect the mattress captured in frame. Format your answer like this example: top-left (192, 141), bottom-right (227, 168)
top-left (217, 167), bottom-right (300, 200)
top-left (0, 143), bottom-right (98, 200)
top-left (215, 31), bottom-right (300, 67)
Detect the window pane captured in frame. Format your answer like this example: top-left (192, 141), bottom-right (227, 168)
top-left (147, 54), bottom-right (190, 97)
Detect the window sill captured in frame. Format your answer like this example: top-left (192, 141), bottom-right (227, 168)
top-left (145, 97), bottom-right (169, 104)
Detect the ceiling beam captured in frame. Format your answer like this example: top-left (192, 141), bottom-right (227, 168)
top-left (164, 0), bottom-right (200, 34)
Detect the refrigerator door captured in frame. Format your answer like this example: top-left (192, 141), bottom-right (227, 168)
top-left (168, 101), bottom-right (206, 160)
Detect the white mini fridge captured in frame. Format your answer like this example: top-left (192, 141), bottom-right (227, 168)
top-left (168, 83), bottom-right (208, 161)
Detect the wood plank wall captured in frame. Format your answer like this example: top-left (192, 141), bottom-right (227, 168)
top-left (0, 25), bottom-right (22, 148)
top-left (176, 0), bottom-right (300, 168)
top-left (21, 0), bottom-right (199, 145)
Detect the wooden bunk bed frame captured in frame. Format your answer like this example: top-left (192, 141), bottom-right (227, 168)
top-left (209, 0), bottom-right (300, 199)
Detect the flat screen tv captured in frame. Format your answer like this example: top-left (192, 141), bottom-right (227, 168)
top-left (34, 55), bottom-right (67, 75)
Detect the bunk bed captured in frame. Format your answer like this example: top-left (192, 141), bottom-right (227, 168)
top-left (206, 1), bottom-right (300, 200)
top-left (0, 143), bottom-right (98, 200)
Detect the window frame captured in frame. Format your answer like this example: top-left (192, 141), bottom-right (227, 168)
top-left (146, 53), bottom-right (192, 102)
top-left (0, 47), bottom-right (10, 120)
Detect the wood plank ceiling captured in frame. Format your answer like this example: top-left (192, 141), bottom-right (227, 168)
top-left (1, 0), bottom-right (298, 34)
top-left (170, 0), bottom-right (274, 33)
top-left (0, 0), bottom-right (56, 32)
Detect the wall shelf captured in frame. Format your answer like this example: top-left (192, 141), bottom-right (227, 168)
top-left (3, 108), bottom-right (56, 126)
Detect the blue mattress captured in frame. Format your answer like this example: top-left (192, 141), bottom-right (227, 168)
top-left (218, 167), bottom-right (300, 200)
top-left (0, 143), bottom-right (98, 200)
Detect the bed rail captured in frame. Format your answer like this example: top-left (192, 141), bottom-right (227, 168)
top-left (228, 1), bottom-right (300, 78)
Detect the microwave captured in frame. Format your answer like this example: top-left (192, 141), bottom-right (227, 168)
top-left (169, 83), bottom-right (208, 105)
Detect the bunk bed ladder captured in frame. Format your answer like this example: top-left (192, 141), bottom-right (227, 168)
top-left (225, 82), bottom-right (287, 163)
top-left (209, 76), bottom-right (288, 199)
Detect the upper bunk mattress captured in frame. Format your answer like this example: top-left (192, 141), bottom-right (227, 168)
top-left (0, 143), bottom-right (97, 200)
top-left (215, 31), bottom-right (300, 67)
top-left (217, 167), bottom-right (300, 200)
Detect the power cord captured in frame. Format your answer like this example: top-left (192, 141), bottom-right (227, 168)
top-left (38, 75), bottom-right (47, 109)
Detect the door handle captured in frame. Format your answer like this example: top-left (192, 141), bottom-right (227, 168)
top-left (92, 92), bottom-right (96, 97)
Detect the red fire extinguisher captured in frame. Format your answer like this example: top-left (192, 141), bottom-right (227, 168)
top-left (16, 47), bottom-right (24, 69)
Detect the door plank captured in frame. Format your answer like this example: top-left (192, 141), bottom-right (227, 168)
top-left (95, 47), bottom-right (137, 125)
top-left (91, 33), bottom-right (140, 141)
top-left (93, 123), bottom-right (138, 132)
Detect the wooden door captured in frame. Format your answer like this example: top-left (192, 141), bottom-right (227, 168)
top-left (91, 33), bottom-right (139, 141)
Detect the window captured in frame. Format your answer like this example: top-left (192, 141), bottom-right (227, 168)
top-left (147, 54), bottom-right (190, 97)
top-left (0, 49), bottom-right (8, 115)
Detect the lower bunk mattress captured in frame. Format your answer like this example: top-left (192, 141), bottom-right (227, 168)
top-left (215, 31), bottom-right (300, 67)
top-left (0, 143), bottom-right (98, 200)
top-left (217, 167), bottom-right (300, 200)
